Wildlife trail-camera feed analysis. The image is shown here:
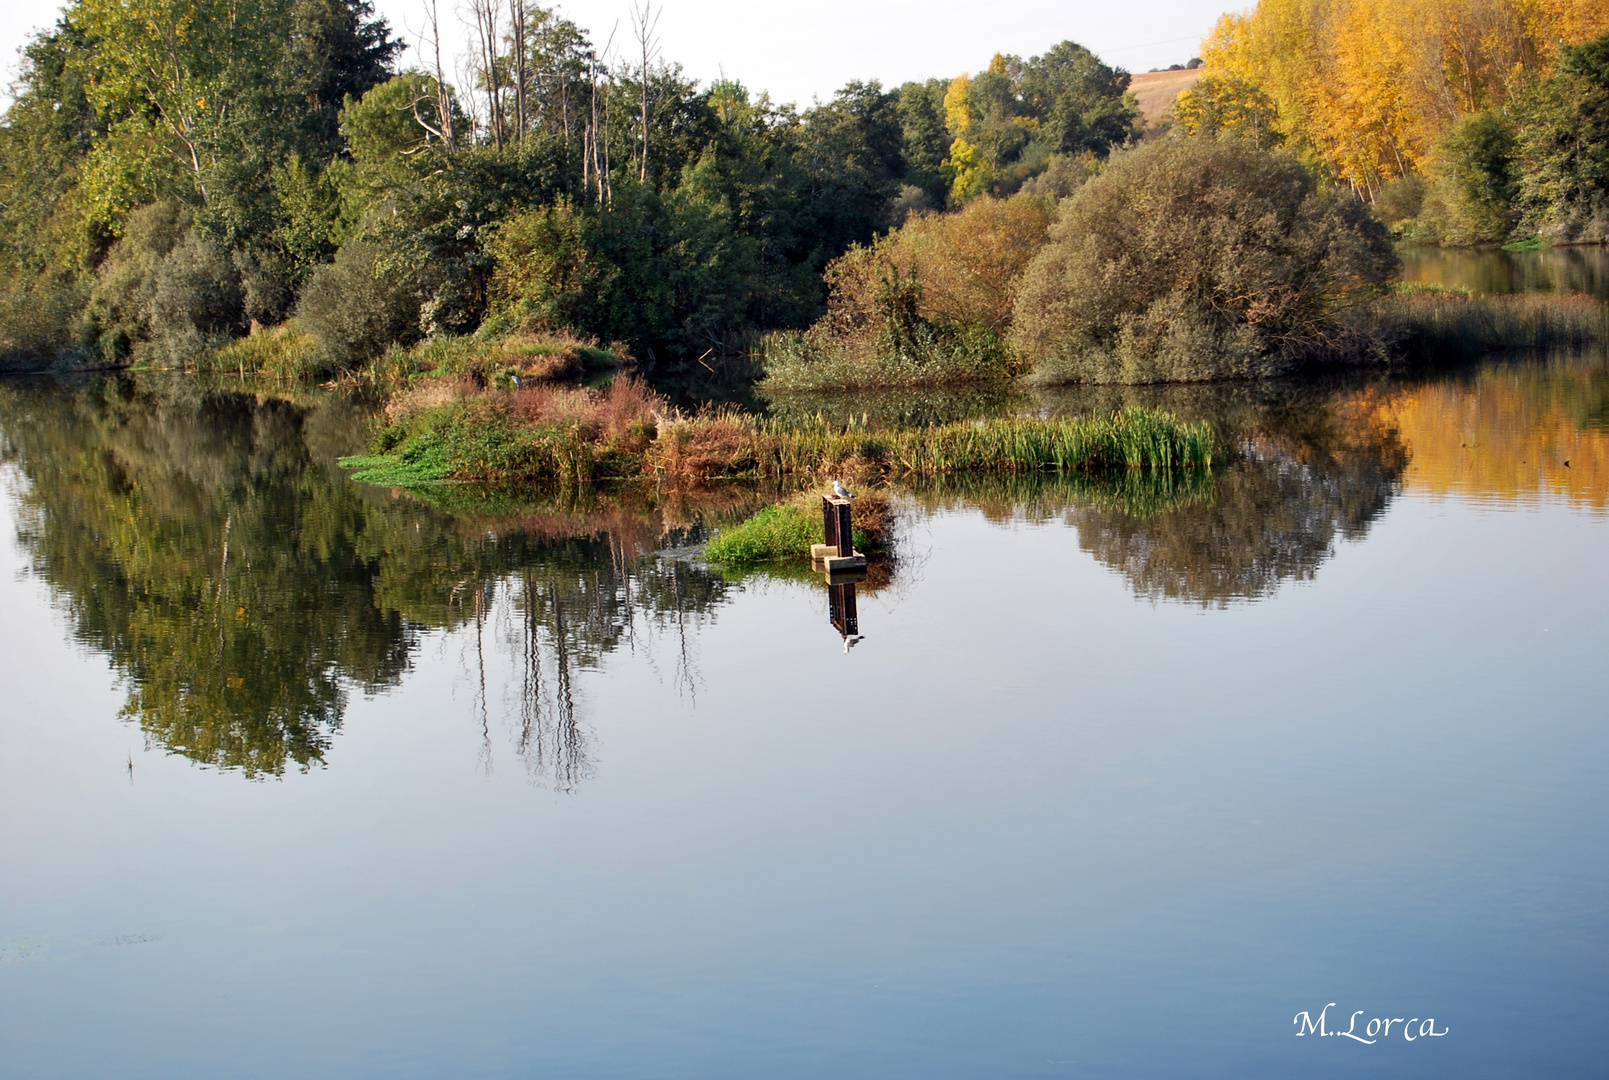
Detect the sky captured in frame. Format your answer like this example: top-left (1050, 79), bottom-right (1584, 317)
top-left (2, 0), bottom-right (1230, 109)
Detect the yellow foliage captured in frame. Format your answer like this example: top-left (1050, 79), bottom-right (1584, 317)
top-left (943, 75), bottom-right (972, 137)
top-left (1201, 0), bottom-right (1609, 194)
top-left (942, 137), bottom-right (989, 205)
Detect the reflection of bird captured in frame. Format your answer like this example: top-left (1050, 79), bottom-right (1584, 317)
top-left (832, 479), bottom-right (853, 500)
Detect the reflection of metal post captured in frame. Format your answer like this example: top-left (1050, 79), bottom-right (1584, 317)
top-left (828, 578), bottom-right (859, 638)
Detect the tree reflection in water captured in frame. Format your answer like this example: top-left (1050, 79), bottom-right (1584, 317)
top-left (5, 355), bottom-right (1600, 777)
top-left (908, 381), bottom-right (1412, 606)
top-left (0, 374), bottom-right (738, 783)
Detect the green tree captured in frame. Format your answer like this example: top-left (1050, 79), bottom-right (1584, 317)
top-left (1422, 111), bottom-right (1518, 245)
top-left (1514, 31), bottom-right (1609, 241)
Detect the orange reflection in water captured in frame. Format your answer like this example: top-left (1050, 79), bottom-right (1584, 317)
top-left (1371, 356), bottom-right (1609, 511)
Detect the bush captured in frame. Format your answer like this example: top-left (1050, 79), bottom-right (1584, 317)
top-left (84, 200), bottom-right (246, 366)
top-left (1017, 153), bottom-right (1094, 200)
top-left (1373, 174), bottom-right (1427, 231)
top-left (1418, 112), bottom-right (1519, 246)
top-left (1011, 137), bottom-right (1398, 384)
top-left (141, 232), bottom-right (246, 365)
top-left (0, 276), bottom-right (91, 371)
top-left (1514, 32), bottom-right (1609, 243)
top-left (485, 200), bottom-right (612, 332)
top-left (294, 240), bottom-right (421, 370)
top-left (202, 326), bottom-right (321, 379)
top-left (758, 192), bottom-right (1056, 390)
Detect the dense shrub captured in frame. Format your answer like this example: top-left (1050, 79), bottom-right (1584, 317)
top-left (85, 200), bottom-right (246, 365)
top-left (1417, 112), bottom-right (1519, 246)
top-left (1011, 137), bottom-right (1398, 385)
top-left (485, 201), bottom-right (611, 332)
top-left (1017, 153), bottom-right (1094, 200)
top-left (294, 240), bottom-right (421, 370)
top-left (759, 192), bottom-right (1056, 389)
top-left (0, 277), bottom-right (91, 371)
top-left (1515, 31), bottom-right (1609, 243)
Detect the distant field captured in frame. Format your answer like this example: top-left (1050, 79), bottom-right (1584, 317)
top-left (1127, 68), bottom-right (1203, 130)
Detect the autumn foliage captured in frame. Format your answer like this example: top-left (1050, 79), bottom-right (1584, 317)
top-left (1195, 0), bottom-right (1609, 197)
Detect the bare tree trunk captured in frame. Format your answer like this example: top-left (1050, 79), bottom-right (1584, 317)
top-left (420, 0), bottom-right (456, 150)
top-left (471, 0), bottom-right (504, 149)
top-left (509, 0), bottom-right (526, 141)
top-left (630, 2), bottom-right (660, 183)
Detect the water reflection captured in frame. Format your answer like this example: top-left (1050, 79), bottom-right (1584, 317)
top-left (0, 375), bottom-right (737, 781)
top-left (3, 352), bottom-right (1603, 776)
top-left (826, 571), bottom-right (864, 649)
top-left (1373, 350), bottom-right (1609, 510)
top-left (1400, 246), bottom-right (1609, 300)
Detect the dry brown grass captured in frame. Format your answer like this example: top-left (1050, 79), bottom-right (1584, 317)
top-left (384, 377), bottom-right (480, 425)
top-left (510, 375), bottom-right (663, 436)
top-left (648, 410), bottom-right (758, 481)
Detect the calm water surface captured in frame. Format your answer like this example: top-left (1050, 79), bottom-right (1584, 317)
top-left (1, 351), bottom-right (1607, 1078)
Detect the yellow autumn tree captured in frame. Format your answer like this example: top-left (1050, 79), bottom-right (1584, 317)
top-left (1199, 0), bottom-right (1609, 194)
top-left (940, 74), bottom-right (991, 204)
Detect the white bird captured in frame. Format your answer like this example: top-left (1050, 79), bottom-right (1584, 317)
top-left (832, 479), bottom-right (853, 500)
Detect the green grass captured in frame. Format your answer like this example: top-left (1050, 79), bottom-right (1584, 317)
top-left (732, 408), bottom-right (1217, 480)
top-left (704, 504), bottom-right (821, 564)
top-left (366, 395), bottom-right (1215, 488)
top-left (338, 442), bottom-right (454, 487)
top-left (197, 327), bottom-right (326, 380)
top-left (365, 330), bottom-right (626, 387)
top-left (704, 501), bottom-right (873, 566)
top-left (1501, 238), bottom-right (1547, 252)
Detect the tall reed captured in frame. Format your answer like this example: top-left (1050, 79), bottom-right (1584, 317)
top-left (1381, 290), bottom-right (1609, 357)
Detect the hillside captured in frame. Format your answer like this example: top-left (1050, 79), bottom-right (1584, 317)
top-left (1127, 68), bottom-right (1202, 130)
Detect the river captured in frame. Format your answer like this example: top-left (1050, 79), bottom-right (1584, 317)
top-left (1, 286), bottom-right (1606, 1076)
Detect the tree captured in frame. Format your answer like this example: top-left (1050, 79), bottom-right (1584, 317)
top-left (1012, 137), bottom-right (1397, 384)
top-left (1515, 31), bottom-right (1609, 240)
top-left (1173, 73), bottom-right (1282, 148)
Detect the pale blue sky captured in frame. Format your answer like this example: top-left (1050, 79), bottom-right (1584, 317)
top-left (3, 0), bottom-right (1231, 108)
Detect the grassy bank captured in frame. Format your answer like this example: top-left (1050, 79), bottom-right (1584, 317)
top-left (759, 325), bottom-right (1020, 391)
top-left (342, 377), bottom-right (1217, 489)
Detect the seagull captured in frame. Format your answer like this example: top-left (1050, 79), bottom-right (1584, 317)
top-left (832, 479), bottom-right (853, 500)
